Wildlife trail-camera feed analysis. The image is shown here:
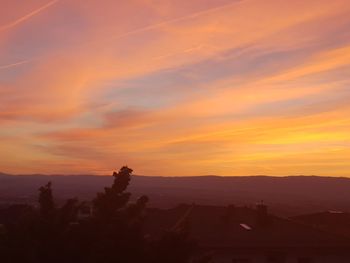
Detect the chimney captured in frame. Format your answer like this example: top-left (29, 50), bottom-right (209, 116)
top-left (256, 201), bottom-right (270, 227)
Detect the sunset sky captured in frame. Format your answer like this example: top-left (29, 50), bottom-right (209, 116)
top-left (1, 0), bottom-right (350, 176)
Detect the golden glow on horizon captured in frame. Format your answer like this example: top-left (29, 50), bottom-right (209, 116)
top-left (0, 0), bottom-right (350, 176)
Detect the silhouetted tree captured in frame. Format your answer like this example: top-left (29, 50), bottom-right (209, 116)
top-left (86, 166), bottom-right (150, 263)
top-left (58, 198), bottom-right (79, 226)
top-left (93, 166), bottom-right (133, 220)
top-left (38, 182), bottom-right (55, 219)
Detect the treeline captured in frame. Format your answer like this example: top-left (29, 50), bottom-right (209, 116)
top-left (0, 167), bottom-right (211, 263)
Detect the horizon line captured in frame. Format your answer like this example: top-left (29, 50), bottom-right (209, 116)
top-left (1, 172), bottom-right (349, 179)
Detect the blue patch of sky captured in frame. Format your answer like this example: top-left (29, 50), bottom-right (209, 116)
top-left (96, 45), bottom-right (321, 109)
top-left (91, 17), bottom-right (350, 113)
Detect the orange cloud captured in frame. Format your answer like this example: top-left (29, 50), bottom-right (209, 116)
top-left (1, 0), bottom-right (350, 176)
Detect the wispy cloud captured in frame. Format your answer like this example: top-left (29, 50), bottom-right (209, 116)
top-left (0, 60), bottom-right (30, 70)
top-left (109, 1), bottom-right (242, 41)
top-left (0, 0), bottom-right (59, 32)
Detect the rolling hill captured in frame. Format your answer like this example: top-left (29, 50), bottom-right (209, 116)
top-left (1, 173), bottom-right (349, 216)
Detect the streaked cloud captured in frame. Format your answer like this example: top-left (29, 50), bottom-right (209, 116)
top-left (0, 0), bottom-right (59, 32)
top-left (0, 60), bottom-right (30, 70)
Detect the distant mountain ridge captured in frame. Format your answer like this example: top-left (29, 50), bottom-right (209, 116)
top-left (1, 173), bottom-right (350, 216)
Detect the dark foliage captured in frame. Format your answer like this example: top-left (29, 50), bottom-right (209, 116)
top-left (38, 182), bottom-right (55, 219)
top-left (0, 166), bottom-right (208, 263)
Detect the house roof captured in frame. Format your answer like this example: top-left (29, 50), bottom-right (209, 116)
top-left (292, 211), bottom-right (350, 238)
top-left (145, 204), bottom-right (350, 249)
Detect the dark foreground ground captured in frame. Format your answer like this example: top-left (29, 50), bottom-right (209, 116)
top-left (1, 168), bottom-right (350, 263)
